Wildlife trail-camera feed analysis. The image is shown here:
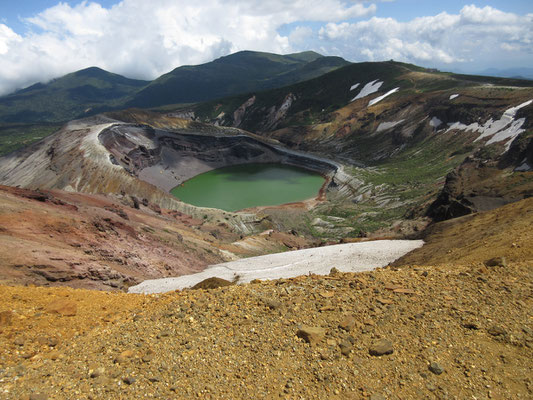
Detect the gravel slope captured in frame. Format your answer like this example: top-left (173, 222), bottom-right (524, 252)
top-left (0, 200), bottom-right (532, 399)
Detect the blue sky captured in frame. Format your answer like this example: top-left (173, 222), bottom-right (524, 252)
top-left (0, 1), bottom-right (532, 95)
top-left (2, 1), bottom-right (119, 33)
top-left (377, 0), bottom-right (531, 21)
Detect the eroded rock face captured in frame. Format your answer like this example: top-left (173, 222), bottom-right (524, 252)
top-left (233, 96), bottom-right (256, 128)
top-left (428, 134), bottom-right (533, 222)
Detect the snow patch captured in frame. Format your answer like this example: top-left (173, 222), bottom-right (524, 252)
top-left (429, 117), bottom-right (443, 128)
top-left (376, 120), bottom-right (404, 133)
top-left (129, 240), bottom-right (425, 293)
top-left (350, 83), bottom-right (360, 91)
top-left (446, 100), bottom-right (533, 150)
top-left (368, 87), bottom-right (400, 107)
top-left (351, 80), bottom-right (383, 102)
top-left (449, 94), bottom-right (459, 100)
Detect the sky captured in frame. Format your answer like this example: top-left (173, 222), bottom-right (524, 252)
top-left (0, 0), bottom-right (532, 95)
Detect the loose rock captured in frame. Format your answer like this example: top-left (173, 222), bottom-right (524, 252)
top-left (89, 367), bottom-right (105, 378)
top-left (263, 298), bottom-right (281, 310)
top-left (123, 376), bottom-right (136, 385)
top-left (339, 340), bottom-right (352, 357)
top-left (192, 277), bottom-right (232, 290)
top-left (114, 350), bottom-right (134, 364)
top-left (429, 361), bottom-right (445, 375)
top-left (488, 325), bottom-right (507, 336)
top-left (369, 339), bottom-right (394, 356)
top-left (0, 310), bottom-right (13, 326)
top-left (484, 257), bottom-right (507, 268)
top-left (45, 299), bottom-right (77, 316)
top-left (297, 326), bottom-right (326, 345)
top-left (338, 315), bottom-right (356, 331)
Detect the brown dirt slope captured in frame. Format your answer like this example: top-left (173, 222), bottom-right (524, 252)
top-left (395, 197), bottom-right (533, 267)
top-left (0, 185), bottom-right (229, 290)
top-left (0, 198), bottom-right (531, 399)
top-left (0, 185), bottom-right (315, 290)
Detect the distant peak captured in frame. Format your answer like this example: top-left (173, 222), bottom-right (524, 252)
top-left (284, 51), bottom-right (324, 62)
top-left (73, 66), bottom-right (110, 77)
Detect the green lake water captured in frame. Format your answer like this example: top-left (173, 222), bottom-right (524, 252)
top-left (170, 163), bottom-right (325, 212)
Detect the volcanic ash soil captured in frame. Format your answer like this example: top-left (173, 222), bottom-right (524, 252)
top-left (0, 258), bottom-right (531, 399)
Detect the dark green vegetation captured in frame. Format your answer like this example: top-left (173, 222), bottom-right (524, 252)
top-left (170, 164), bottom-right (325, 212)
top-left (0, 123), bottom-right (61, 156)
top-left (0, 51), bottom-right (349, 125)
top-left (125, 51), bottom-right (350, 108)
top-left (0, 67), bottom-right (148, 154)
top-left (193, 61), bottom-right (533, 133)
top-left (184, 59), bottom-right (533, 238)
top-left (0, 51), bottom-right (349, 155)
top-left (0, 67), bottom-right (149, 124)
top-left (193, 61), bottom-right (413, 128)
top-left (313, 132), bottom-right (471, 236)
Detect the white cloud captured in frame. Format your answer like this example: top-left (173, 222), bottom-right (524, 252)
top-left (318, 6), bottom-right (533, 68)
top-left (0, 2), bottom-right (531, 97)
top-left (0, 24), bottom-right (21, 55)
top-left (289, 26), bottom-right (314, 45)
top-left (0, 0), bottom-right (377, 95)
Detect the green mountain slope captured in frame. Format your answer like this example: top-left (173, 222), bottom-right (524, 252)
top-left (186, 60), bottom-right (533, 236)
top-left (0, 67), bottom-right (150, 123)
top-left (193, 61), bottom-right (533, 134)
top-left (125, 50), bottom-right (350, 108)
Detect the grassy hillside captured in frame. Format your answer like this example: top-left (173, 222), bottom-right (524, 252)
top-left (126, 51), bottom-right (350, 108)
top-left (0, 67), bottom-right (149, 124)
top-left (0, 51), bottom-right (349, 154)
top-left (187, 61), bottom-right (533, 238)
top-left (0, 123), bottom-right (61, 156)
top-left (194, 61), bottom-right (533, 133)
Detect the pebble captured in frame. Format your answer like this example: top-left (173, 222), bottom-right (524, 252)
top-left (0, 310), bottom-right (13, 326)
top-left (142, 352), bottom-right (155, 363)
top-left (89, 367), bottom-right (105, 378)
top-left (338, 315), bottom-right (356, 331)
top-left (484, 257), bottom-right (507, 268)
top-left (296, 326), bottom-right (326, 345)
top-left (123, 376), bottom-right (136, 385)
top-left (114, 350), bottom-right (134, 363)
top-left (29, 394), bottom-right (48, 400)
top-left (429, 361), bottom-right (445, 375)
top-left (263, 298), bottom-right (281, 310)
top-left (488, 326), bottom-right (507, 336)
top-left (369, 339), bottom-right (394, 356)
top-left (463, 322), bottom-right (479, 330)
top-left (47, 351), bottom-right (61, 360)
top-left (45, 299), bottom-right (77, 316)
top-left (339, 340), bottom-right (352, 357)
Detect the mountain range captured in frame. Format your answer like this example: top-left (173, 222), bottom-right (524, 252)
top-left (0, 51), bottom-right (349, 124)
